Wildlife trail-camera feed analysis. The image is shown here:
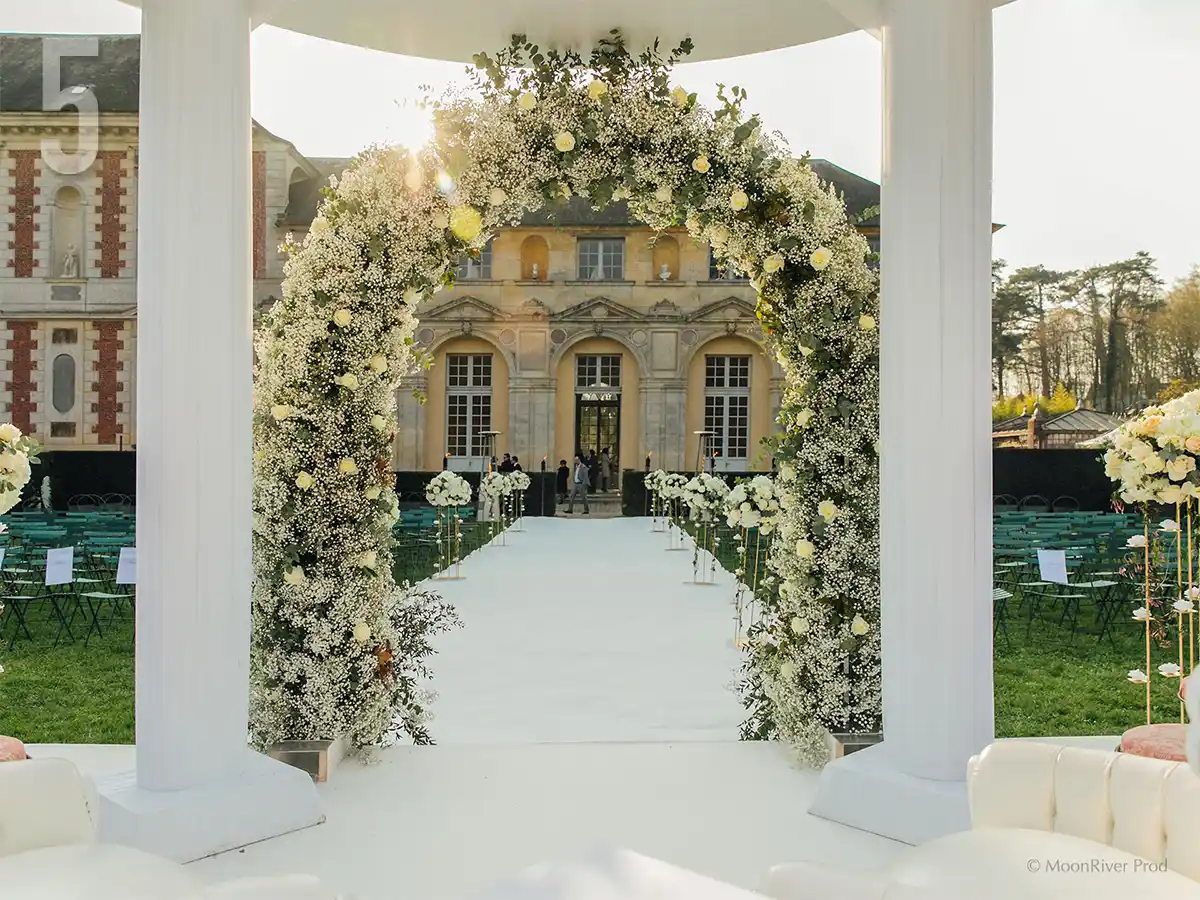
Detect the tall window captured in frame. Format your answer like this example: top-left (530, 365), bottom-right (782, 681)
top-left (446, 353), bottom-right (493, 456)
top-left (576, 354), bottom-right (621, 395)
top-left (455, 240), bottom-right (493, 280)
top-left (704, 355), bottom-right (751, 460)
top-left (577, 238), bottom-right (625, 281)
top-left (708, 248), bottom-right (748, 281)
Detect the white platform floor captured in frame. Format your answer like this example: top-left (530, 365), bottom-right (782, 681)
top-left (421, 516), bottom-right (747, 744)
top-left (28, 517), bottom-right (1118, 898)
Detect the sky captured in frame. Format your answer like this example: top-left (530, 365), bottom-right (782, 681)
top-left (4, 0), bottom-right (1198, 283)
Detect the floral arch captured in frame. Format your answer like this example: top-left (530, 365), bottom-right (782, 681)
top-left (251, 34), bottom-right (880, 763)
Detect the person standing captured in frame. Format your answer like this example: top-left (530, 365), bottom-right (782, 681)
top-left (599, 448), bottom-right (612, 492)
top-left (512, 456), bottom-right (523, 471)
top-left (586, 448), bottom-right (599, 495)
top-left (498, 453), bottom-right (514, 473)
top-left (555, 459), bottom-right (570, 504)
top-left (567, 455), bottom-right (590, 514)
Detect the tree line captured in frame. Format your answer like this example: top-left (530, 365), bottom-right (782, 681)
top-left (992, 252), bottom-right (1200, 415)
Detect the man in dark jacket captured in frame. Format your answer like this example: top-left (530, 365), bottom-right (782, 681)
top-left (556, 459), bottom-right (570, 504)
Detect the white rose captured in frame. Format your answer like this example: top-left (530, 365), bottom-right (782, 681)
top-left (709, 225), bottom-right (729, 247)
top-left (762, 253), bottom-right (785, 274)
top-left (795, 539), bottom-right (814, 559)
top-left (488, 187), bottom-right (508, 206)
top-left (283, 566), bottom-right (307, 587)
top-left (517, 91), bottom-right (537, 112)
top-left (338, 457), bottom-right (359, 476)
top-left (310, 216), bottom-right (330, 235)
top-left (365, 486), bottom-right (382, 501)
top-left (270, 404), bottom-right (293, 422)
top-left (432, 212), bottom-right (449, 230)
top-left (809, 247), bottom-right (832, 270)
top-left (0, 423), bottom-right (23, 444)
top-left (371, 414), bottom-right (388, 432)
top-left (729, 190), bottom-right (749, 211)
top-left (335, 373), bottom-right (360, 391)
top-left (333, 308), bottom-right (353, 327)
top-left (850, 615), bottom-right (871, 637)
top-left (357, 550), bottom-right (377, 570)
top-left (654, 184), bottom-right (672, 203)
top-left (587, 80), bottom-right (608, 100)
top-left (796, 408), bottom-right (813, 428)
top-left (670, 86), bottom-right (689, 108)
top-left (368, 354), bottom-right (389, 374)
top-left (791, 617), bottom-right (810, 636)
top-left (353, 622), bottom-right (372, 643)
top-left (692, 155), bottom-right (711, 174)
top-left (778, 661), bottom-right (796, 681)
top-left (859, 314), bottom-right (877, 331)
top-left (554, 131), bottom-right (576, 153)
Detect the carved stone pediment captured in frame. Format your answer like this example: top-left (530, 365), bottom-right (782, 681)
top-left (421, 296), bottom-right (509, 322)
top-left (649, 299), bottom-right (682, 318)
top-left (551, 296), bottom-right (643, 322)
top-left (520, 298), bottom-right (548, 319)
top-left (686, 296), bottom-right (758, 323)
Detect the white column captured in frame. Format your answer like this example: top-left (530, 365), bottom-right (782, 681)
top-left (810, 0), bottom-right (994, 844)
top-left (99, 0), bottom-right (319, 862)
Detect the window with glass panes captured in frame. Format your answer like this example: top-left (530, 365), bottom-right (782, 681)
top-left (577, 238), bottom-right (625, 281)
top-left (704, 355), bottom-right (751, 459)
top-left (575, 354), bottom-right (622, 390)
top-left (455, 239), bottom-right (493, 280)
top-left (708, 248), bottom-right (749, 281)
top-left (446, 354), bottom-right (493, 456)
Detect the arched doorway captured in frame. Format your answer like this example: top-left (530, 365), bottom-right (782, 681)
top-left (554, 336), bottom-right (641, 485)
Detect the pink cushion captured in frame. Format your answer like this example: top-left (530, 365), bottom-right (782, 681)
top-left (1121, 724), bottom-right (1188, 761)
top-left (0, 736), bottom-right (26, 762)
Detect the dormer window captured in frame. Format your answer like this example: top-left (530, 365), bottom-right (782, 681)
top-left (455, 239), bottom-right (493, 280)
top-left (708, 248), bottom-right (748, 281)
top-left (577, 238), bottom-right (625, 281)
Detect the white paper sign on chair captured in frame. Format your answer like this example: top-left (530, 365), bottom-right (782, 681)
top-left (45, 547), bottom-right (74, 586)
top-left (116, 547), bottom-right (136, 585)
top-left (1036, 549), bottom-right (1069, 585)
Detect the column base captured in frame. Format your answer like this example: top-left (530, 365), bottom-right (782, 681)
top-left (96, 749), bottom-right (324, 863)
top-left (808, 744), bottom-right (969, 846)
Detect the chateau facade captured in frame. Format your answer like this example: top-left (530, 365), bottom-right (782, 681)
top-left (0, 34), bottom-right (881, 476)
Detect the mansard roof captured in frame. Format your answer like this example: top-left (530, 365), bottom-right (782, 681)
top-left (0, 34), bottom-right (140, 114)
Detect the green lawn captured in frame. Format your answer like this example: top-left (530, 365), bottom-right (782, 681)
top-left (0, 518), bottom-right (1181, 745)
top-left (0, 518), bottom-right (502, 744)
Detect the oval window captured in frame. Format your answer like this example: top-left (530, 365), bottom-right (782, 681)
top-left (52, 353), bottom-right (76, 414)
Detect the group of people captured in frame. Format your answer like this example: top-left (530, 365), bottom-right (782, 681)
top-left (493, 453), bottom-right (524, 473)
top-left (555, 448), bottom-right (614, 514)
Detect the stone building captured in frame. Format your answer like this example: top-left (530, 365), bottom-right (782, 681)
top-left (0, 33), bottom-right (881, 477)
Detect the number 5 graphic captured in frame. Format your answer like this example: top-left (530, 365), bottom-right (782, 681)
top-left (41, 37), bottom-right (99, 176)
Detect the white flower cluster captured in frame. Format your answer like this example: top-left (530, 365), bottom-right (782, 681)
top-left (480, 471), bottom-right (512, 500)
top-left (657, 472), bottom-right (690, 503)
top-left (0, 423), bottom-right (34, 516)
top-left (645, 468), bottom-right (669, 494)
top-left (508, 470), bottom-right (532, 493)
top-left (1103, 389), bottom-right (1200, 505)
top-left (426, 471), bottom-right (472, 508)
top-left (726, 475), bottom-right (780, 533)
top-left (682, 472), bottom-right (731, 523)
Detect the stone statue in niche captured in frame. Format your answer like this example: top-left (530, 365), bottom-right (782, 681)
top-left (61, 245), bottom-right (79, 279)
top-left (531, 262), bottom-right (539, 280)
top-left (659, 263), bottom-right (671, 281)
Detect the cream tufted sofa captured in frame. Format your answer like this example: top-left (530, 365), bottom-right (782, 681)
top-left (0, 757), bottom-right (342, 900)
top-left (762, 740), bottom-right (1200, 900)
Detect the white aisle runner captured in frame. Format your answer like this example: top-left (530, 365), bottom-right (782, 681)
top-left (422, 517), bottom-right (747, 744)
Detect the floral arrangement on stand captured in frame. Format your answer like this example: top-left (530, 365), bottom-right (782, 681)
top-left (252, 30), bottom-right (875, 760)
top-left (426, 470), bottom-right (472, 579)
top-left (682, 472), bottom-right (730, 585)
top-left (1102, 388), bottom-right (1200, 723)
top-left (660, 473), bottom-right (691, 551)
top-left (508, 470), bottom-right (532, 530)
top-left (480, 471), bottom-right (511, 545)
top-left (0, 423), bottom-right (37, 677)
top-left (726, 474), bottom-right (781, 646)
top-left (645, 468), bottom-right (669, 532)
